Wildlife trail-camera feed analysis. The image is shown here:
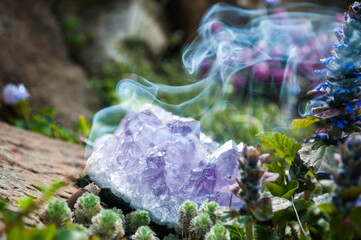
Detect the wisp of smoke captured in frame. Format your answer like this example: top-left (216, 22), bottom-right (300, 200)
top-left (87, 3), bottom-right (342, 150)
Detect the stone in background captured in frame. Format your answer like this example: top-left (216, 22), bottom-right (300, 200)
top-left (0, 0), bottom-right (100, 126)
top-left (0, 122), bottom-right (85, 225)
top-left (52, 0), bottom-right (170, 73)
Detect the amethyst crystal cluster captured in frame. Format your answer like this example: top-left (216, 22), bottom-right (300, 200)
top-left (84, 104), bottom-right (244, 228)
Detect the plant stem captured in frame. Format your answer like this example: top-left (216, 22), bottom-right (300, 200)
top-left (246, 221), bottom-right (253, 240)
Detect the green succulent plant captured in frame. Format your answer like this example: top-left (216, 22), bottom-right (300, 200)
top-left (199, 201), bottom-right (219, 224)
top-left (125, 209), bottom-right (151, 235)
top-left (189, 212), bottom-right (213, 240)
top-left (74, 192), bottom-right (102, 226)
top-left (89, 209), bottom-right (124, 240)
top-left (178, 200), bottom-right (198, 234)
top-left (131, 226), bottom-right (159, 240)
top-left (42, 198), bottom-right (72, 227)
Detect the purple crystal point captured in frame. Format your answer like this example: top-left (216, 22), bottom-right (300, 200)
top-left (84, 104), bottom-right (244, 229)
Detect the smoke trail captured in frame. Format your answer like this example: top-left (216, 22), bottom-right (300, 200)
top-left (87, 3), bottom-right (341, 150)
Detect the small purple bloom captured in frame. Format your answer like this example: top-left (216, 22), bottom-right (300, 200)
top-left (343, 101), bottom-right (355, 114)
top-left (2, 83), bottom-right (30, 105)
top-left (330, 117), bottom-right (348, 129)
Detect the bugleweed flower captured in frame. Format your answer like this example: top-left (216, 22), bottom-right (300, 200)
top-left (125, 209), bottom-right (151, 235)
top-left (199, 201), bottom-right (218, 224)
top-left (332, 133), bottom-right (361, 213)
top-left (131, 226), bottom-right (159, 240)
top-left (205, 223), bottom-right (231, 240)
top-left (2, 83), bottom-right (29, 105)
top-left (189, 212), bottom-right (213, 240)
top-left (230, 145), bottom-right (274, 220)
top-left (304, 2), bottom-right (361, 143)
top-left (178, 200), bottom-right (198, 234)
top-left (90, 209), bottom-right (124, 240)
top-left (74, 192), bottom-right (102, 226)
top-left (42, 198), bottom-right (72, 227)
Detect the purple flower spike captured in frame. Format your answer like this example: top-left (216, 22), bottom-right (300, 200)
top-left (2, 83), bottom-right (30, 105)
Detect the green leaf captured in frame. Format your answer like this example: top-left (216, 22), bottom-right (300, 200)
top-left (54, 228), bottom-right (88, 240)
top-left (270, 196), bottom-right (292, 212)
top-left (264, 160), bottom-right (285, 186)
top-left (299, 142), bottom-right (339, 174)
top-left (34, 181), bottom-right (64, 202)
top-left (342, 186), bottom-right (361, 201)
top-left (330, 214), bottom-right (353, 240)
top-left (272, 200), bottom-right (311, 228)
top-left (249, 198), bottom-right (273, 221)
top-left (256, 224), bottom-right (281, 240)
top-left (317, 203), bottom-right (337, 215)
top-left (266, 179), bottom-right (298, 200)
top-left (217, 206), bottom-right (248, 228)
top-left (257, 132), bottom-right (301, 164)
top-left (266, 182), bottom-right (285, 197)
top-left (281, 181), bottom-right (299, 200)
top-left (349, 207), bottom-right (361, 234)
top-left (78, 114), bottom-right (90, 137)
top-left (227, 224), bottom-right (244, 240)
top-left (290, 116), bottom-right (320, 130)
top-left (17, 196), bottom-right (35, 211)
top-left (7, 224), bottom-right (57, 240)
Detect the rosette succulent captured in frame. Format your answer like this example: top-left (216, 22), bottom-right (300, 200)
top-left (131, 226), bottom-right (159, 240)
top-left (178, 200), bottom-right (198, 234)
top-left (199, 201), bottom-right (218, 224)
top-left (42, 198), bottom-right (72, 227)
top-left (89, 209), bottom-right (124, 240)
top-left (189, 212), bottom-right (213, 240)
top-left (74, 192), bottom-right (102, 226)
top-left (125, 209), bottom-right (151, 235)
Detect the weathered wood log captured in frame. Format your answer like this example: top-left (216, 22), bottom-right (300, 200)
top-left (0, 122), bottom-right (85, 223)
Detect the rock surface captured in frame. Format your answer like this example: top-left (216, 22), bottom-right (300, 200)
top-left (0, 0), bottom-right (100, 126)
top-left (84, 104), bottom-right (242, 230)
top-left (53, 0), bottom-right (169, 73)
top-left (0, 122), bottom-right (85, 223)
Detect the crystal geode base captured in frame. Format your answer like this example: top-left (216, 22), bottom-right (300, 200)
top-left (83, 104), bottom-right (242, 230)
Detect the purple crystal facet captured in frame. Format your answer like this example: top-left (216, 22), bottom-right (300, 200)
top-left (84, 104), bottom-right (243, 229)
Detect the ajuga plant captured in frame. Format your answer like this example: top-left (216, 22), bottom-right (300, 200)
top-left (331, 133), bottom-right (361, 213)
top-left (313, 133), bottom-right (361, 240)
top-left (217, 145), bottom-right (276, 240)
top-left (292, 1), bottom-right (361, 174)
top-left (42, 198), bottom-right (72, 227)
top-left (178, 200), bottom-right (198, 235)
top-left (124, 209), bottom-right (151, 235)
top-left (204, 223), bottom-right (231, 240)
top-left (89, 208), bottom-right (125, 240)
top-left (74, 192), bottom-right (102, 226)
top-left (131, 226), bottom-right (159, 240)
